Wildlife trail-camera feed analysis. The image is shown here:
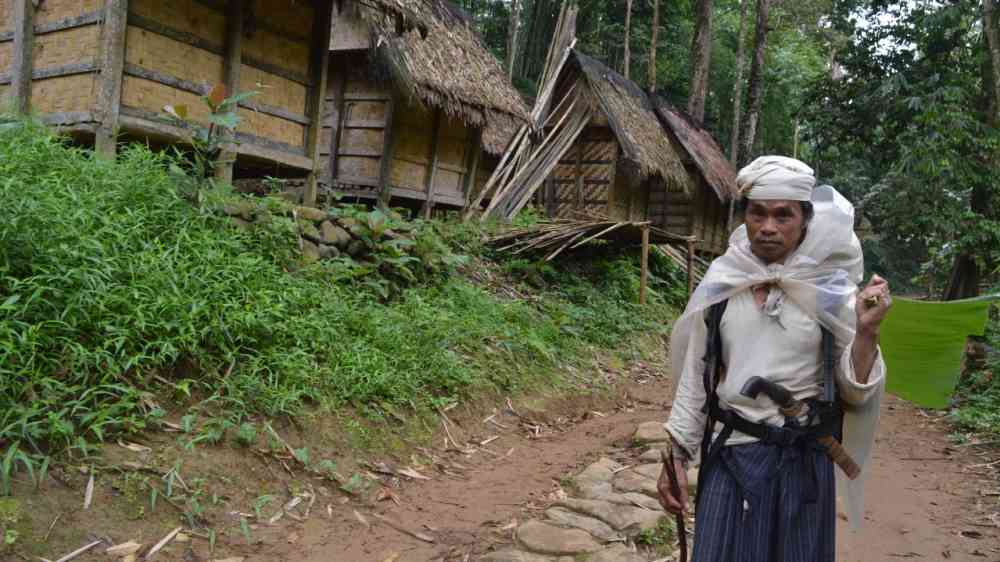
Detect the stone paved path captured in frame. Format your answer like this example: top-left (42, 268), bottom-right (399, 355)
top-left (478, 422), bottom-right (696, 562)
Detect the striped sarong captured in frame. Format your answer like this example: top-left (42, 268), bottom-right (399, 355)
top-left (691, 441), bottom-right (835, 562)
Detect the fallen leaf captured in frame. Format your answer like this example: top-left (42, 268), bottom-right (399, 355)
top-left (83, 472), bottom-right (95, 510)
top-left (210, 558), bottom-right (245, 562)
top-left (353, 509), bottom-right (370, 529)
top-left (118, 440), bottom-right (152, 454)
top-left (287, 532), bottom-right (299, 544)
top-left (397, 467), bottom-right (430, 481)
top-left (380, 554), bottom-right (400, 562)
top-left (106, 541), bottom-right (143, 556)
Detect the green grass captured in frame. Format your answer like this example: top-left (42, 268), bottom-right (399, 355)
top-left (0, 117), bottom-right (678, 459)
top-left (881, 297), bottom-right (993, 408)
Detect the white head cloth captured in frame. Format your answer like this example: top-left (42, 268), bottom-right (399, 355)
top-left (737, 155), bottom-right (817, 201)
top-left (668, 184), bottom-right (883, 529)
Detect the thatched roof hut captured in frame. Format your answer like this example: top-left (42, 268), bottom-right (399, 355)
top-left (322, 0), bottom-right (529, 214)
top-left (573, 52), bottom-right (688, 187)
top-left (475, 49), bottom-right (736, 255)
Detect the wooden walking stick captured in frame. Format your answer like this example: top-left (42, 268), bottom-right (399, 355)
top-left (661, 448), bottom-right (688, 562)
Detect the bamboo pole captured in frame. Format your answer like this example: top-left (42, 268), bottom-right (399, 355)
top-left (11, 0), bottom-right (35, 115)
top-left (215, 0), bottom-right (244, 183)
top-left (686, 238), bottom-right (696, 297)
top-left (95, 0), bottom-right (129, 158)
top-left (304, 0), bottom-right (334, 207)
top-left (640, 225), bottom-right (650, 305)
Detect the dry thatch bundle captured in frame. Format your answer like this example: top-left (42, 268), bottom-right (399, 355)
top-left (573, 52), bottom-right (689, 187)
top-left (358, 0), bottom-right (530, 154)
top-left (654, 99), bottom-right (739, 201)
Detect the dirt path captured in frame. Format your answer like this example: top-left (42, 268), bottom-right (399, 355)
top-left (253, 381), bottom-right (999, 562)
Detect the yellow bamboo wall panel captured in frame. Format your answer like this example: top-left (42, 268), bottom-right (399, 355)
top-left (254, 0), bottom-right (314, 40)
top-left (130, 0), bottom-right (225, 47)
top-left (243, 29), bottom-right (309, 77)
top-left (35, 0), bottom-right (103, 24)
top-left (32, 25), bottom-right (100, 69)
top-left (0, 43), bottom-right (11, 74)
top-left (240, 65), bottom-right (307, 114)
top-left (238, 108), bottom-right (305, 148)
top-left (126, 27), bottom-right (224, 86)
top-left (0, 1), bottom-right (10, 34)
top-left (390, 159), bottom-right (426, 191)
top-left (122, 75), bottom-right (212, 123)
top-left (338, 156), bottom-right (380, 182)
top-left (32, 74), bottom-right (96, 113)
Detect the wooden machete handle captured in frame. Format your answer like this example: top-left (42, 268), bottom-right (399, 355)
top-left (818, 435), bottom-right (861, 480)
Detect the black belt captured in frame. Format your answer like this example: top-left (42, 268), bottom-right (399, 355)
top-left (698, 400), bottom-right (837, 507)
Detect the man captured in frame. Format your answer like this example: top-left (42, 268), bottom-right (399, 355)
top-left (656, 156), bottom-right (891, 561)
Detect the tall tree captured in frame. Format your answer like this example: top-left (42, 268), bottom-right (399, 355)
top-left (507, 0), bottom-right (522, 78)
top-left (728, 0), bottom-right (749, 163)
top-left (649, 0), bottom-right (661, 93)
top-left (738, 0), bottom-right (771, 166)
top-left (688, 0), bottom-right (714, 123)
top-left (623, 0), bottom-right (633, 80)
top-left (985, 0), bottom-right (1000, 127)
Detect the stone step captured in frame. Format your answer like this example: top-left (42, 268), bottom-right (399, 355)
top-left (515, 520), bottom-right (602, 556)
top-left (544, 507), bottom-right (623, 543)
top-left (555, 497), bottom-right (664, 534)
top-left (633, 421), bottom-right (670, 444)
top-left (589, 545), bottom-right (649, 562)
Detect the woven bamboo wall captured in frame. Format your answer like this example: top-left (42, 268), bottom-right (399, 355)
top-left (252, 0), bottom-right (314, 38)
top-left (35, 0), bottom-right (102, 24)
top-left (544, 126), bottom-right (616, 218)
top-left (131, 0), bottom-right (225, 46)
top-left (238, 107), bottom-right (304, 148)
top-left (433, 113), bottom-right (473, 201)
top-left (242, 24), bottom-right (310, 78)
top-left (33, 74), bottom-right (97, 113)
top-left (125, 27), bottom-right (224, 88)
top-left (390, 100), bottom-right (435, 191)
top-left (33, 26), bottom-right (100, 69)
top-left (241, 65), bottom-right (307, 116)
top-left (0, 2), bottom-right (10, 35)
top-left (122, 76), bottom-right (212, 122)
top-left (0, 43), bottom-right (10, 74)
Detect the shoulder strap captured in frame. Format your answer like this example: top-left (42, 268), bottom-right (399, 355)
top-left (820, 326), bottom-right (835, 404)
top-left (701, 300), bottom-right (728, 403)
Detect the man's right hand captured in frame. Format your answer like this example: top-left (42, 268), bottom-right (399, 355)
top-left (656, 456), bottom-right (689, 515)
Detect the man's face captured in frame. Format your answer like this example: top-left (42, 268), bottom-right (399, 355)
top-left (744, 200), bottom-right (807, 264)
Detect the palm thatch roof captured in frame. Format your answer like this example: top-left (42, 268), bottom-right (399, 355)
top-left (654, 99), bottom-right (739, 201)
top-left (353, 0), bottom-right (530, 154)
top-left (571, 51), bottom-right (689, 188)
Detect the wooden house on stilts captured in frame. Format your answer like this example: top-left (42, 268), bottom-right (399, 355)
top-left (0, 0), bottom-right (432, 205)
top-left (321, 0), bottom-right (530, 216)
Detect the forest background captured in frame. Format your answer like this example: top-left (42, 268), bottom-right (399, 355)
top-left (458, 0), bottom-right (1000, 299)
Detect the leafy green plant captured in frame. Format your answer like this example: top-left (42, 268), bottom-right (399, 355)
top-left (236, 422), bottom-right (258, 448)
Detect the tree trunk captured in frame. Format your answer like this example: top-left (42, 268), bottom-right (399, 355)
top-left (728, 0), bottom-right (749, 164)
top-left (648, 0), bottom-right (660, 94)
top-left (623, 0), bottom-right (633, 80)
top-left (984, 0), bottom-right (1000, 126)
top-left (688, 0), bottom-right (714, 123)
top-left (507, 0), bottom-right (522, 79)
top-left (738, 0), bottom-right (770, 167)
top-left (942, 255), bottom-right (980, 301)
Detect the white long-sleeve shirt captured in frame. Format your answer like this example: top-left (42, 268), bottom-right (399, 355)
top-left (666, 289), bottom-right (885, 461)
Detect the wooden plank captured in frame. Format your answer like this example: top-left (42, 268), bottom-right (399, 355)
top-left (191, 0), bottom-right (312, 44)
top-left (377, 93), bottom-right (397, 206)
top-left (461, 127), bottom-right (482, 200)
top-left (215, 0), bottom-right (243, 183)
top-left (421, 109), bottom-right (444, 218)
top-left (0, 61), bottom-right (99, 85)
top-left (0, 10), bottom-right (103, 42)
top-left (342, 119), bottom-right (388, 129)
top-left (326, 70), bottom-right (347, 184)
top-left (304, 0), bottom-right (334, 207)
top-left (11, 0), bottom-right (35, 114)
top-left (95, 0), bottom-right (128, 157)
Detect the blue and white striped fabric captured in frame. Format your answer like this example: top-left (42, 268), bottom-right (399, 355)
top-left (691, 442), bottom-right (835, 562)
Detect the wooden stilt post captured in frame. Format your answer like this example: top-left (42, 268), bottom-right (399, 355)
top-left (422, 109), bottom-right (443, 219)
top-left (11, 0), bottom-right (35, 115)
top-left (304, 0), bottom-right (334, 207)
top-left (640, 225), bottom-right (650, 305)
top-left (95, 0), bottom-right (129, 157)
top-left (215, 0), bottom-right (244, 183)
top-left (377, 93), bottom-right (398, 208)
top-left (686, 238), bottom-right (696, 298)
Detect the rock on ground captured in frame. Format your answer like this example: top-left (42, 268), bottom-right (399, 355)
top-left (613, 470), bottom-right (659, 498)
top-left (555, 497), bottom-right (664, 534)
top-left (633, 422), bottom-right (670, 444)
top-left (544, 507), bottom-right (623, 542)
top-left (515, 520), bottom-right (602, 556)
top-left (478, 550), bottom-right (558, 562)
top-left (589, 545), bottom-right (649, 562)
